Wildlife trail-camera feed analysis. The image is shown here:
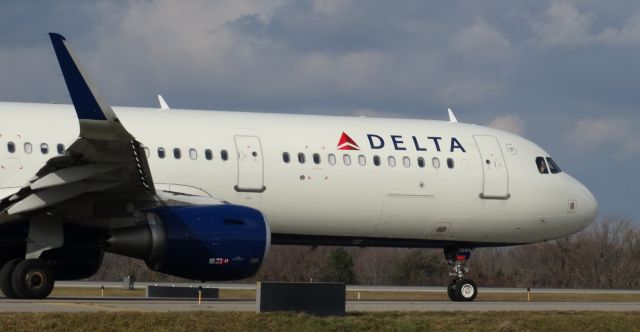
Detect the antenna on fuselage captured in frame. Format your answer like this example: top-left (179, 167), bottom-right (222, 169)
top-left (158, 95), bottom-right (170, 110)
top-left (448, 108), bottom-right (458, 123)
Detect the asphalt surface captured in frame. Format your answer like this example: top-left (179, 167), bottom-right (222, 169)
top-left (0, 297), bottom-right (638, 313)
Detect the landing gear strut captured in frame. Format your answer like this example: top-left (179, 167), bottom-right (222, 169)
top-left (444, 248), bottom-right (477, 302)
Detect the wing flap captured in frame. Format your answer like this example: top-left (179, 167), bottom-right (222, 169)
top-left (31, 164), bottom-right (122, 190)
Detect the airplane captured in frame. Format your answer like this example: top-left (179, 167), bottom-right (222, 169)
top-left (0, 33), bottom-right (598, 301)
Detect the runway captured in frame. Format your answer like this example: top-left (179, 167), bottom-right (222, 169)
top-left (0, 297), bottom-right (638, 312)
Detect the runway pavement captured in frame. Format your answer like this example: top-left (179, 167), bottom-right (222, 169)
top-left (0, 297), bottom-right (638, 313)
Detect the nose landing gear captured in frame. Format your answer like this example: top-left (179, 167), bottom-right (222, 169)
top-left (445, 247), bottom-right (477, 302)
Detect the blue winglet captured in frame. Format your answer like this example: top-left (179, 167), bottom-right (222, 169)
top-left (49, 33), bottom-right (107, 121)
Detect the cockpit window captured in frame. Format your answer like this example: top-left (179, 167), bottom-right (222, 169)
top-left (546, 157), bottom-right (562, 174)
top-left (536, 157), bottom-right (549, 174)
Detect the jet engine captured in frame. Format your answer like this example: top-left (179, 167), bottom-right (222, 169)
top-left (106, 204), bottom-right (270, 280)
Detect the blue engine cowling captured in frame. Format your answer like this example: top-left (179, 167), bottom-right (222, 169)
top-left (145, 204), bottom-right (270, 281)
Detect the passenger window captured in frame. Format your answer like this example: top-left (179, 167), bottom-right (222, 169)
top-left (373, 155), bottom-right (381, 166)
top-left (417, 157), bottom-right (425, 168)
top-left (313, 153), bottom-right (321, 164)
top-left (328, 153), bottom-right (336, 165)
top-left (432, 157), bottom-right (440, 169)
top-left (205, 149), bottom-right (213, 160)
top-left (283, 152), bottom-right (290, 163)
top-left (546, 157), bottom-right (562, 174)
top-left (536, 157), bottom-right (548, 174)
top-left (358, 155), bottom-right (366, 166)
top-left (174, 148), bottom-right (181, 159)
top-left (7, 142), bottom-right (15, 153)
top-left (298, 152), bottom-right (306, 164)
top-left (447, 158), bottom-right (454, 169)
top-left (189, 148), bottom-right (197, 160)
top-left (24, 142), bottom-right (33, 154)
top-left (402, 156), bottom-right (410, 168)
top-left (57, 144), bottom-right (65, 154)
top-left (221, 149), bottom-right (229, 161)
top-left (388, 156), bottom-right (396, 167)
top-left (158, 147), bottom-right (166, 159)
top-left (343, 154), bottom-right (352, 166)
top-left (40, 143), bottom-right (49, 155)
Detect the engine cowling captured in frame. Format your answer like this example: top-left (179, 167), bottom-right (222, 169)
top-left (107, 204), bottom-right (270, 281)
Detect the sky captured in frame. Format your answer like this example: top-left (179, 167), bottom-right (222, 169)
top-left (0, 0), bottom-right (638, 222)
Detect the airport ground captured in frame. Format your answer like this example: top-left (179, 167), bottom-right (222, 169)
top-left (1, 283), bottom-right (638, 331)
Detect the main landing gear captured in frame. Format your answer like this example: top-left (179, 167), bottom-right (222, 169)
top-left (1, 259), bottom-right (55, 299)
top-left (444, 248), bottom-right (477, 302)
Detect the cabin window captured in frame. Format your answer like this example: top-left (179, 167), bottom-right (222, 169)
top-left (546, 157), bottom-right (562, 174)
top-left (343, 154), bottom-right (352, 166)
top-left (205, 149), bottom-right (213, 160)
top-left (173, 148), bottom-right (181, 159)
top-left (283, 152), bottom-right (290, 163)
top-left (24, 142), bottom-right (33, 154)
top-left (40, 143), bottom-right (49, 155)
top-left (373, 155), bottom-right (381, 166)
top-left (221, 149), bottom-right (229, 161)
top-left (402, 156), bottom-right (411, 168)
top-left (158, 147), bottom-right (166, 159)
top-left (432, 157), bottom-right (440, 169)
top-left (388, 156), bottom-right (396, 167)
top-left (328, 153), bottom-right (336, 165)
top-left (298, 152), bottom-right (306, 164)
top-left (447, 158), bottom-right (454, 169)
top-left (143, 147), bottom-right (150, 158)
top-left (189, 148), bottom-right (197, 160)
top-left (536, 157), bottom-right (548, 174)
top-left (57, 144), bottom-right (65, 154)
top-left (417, 157), bottom-right (425, 168)
top-left (313, 153), bottom-right (321, 164)
top-left (7, 142), bottom-right (15, 153)
top-left (358, 155), bottom-right (366, 166)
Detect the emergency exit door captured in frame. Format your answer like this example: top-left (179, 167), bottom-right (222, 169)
top-left (234, 135), bottom-right (265, 192)
top-left (473, 135), bottom-right (509, 199)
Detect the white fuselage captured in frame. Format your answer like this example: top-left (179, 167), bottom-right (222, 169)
top-left (0, 102), bottom-right (598, 246)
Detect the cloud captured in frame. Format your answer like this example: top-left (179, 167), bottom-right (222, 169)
top-left (568, 117), bottom-right (640, 158)
top-left (595, 14), bottom-right (640, 45)
top-left (532, 0), bottom-right (594, 47)
top-left (487, 115), bottom-right (526, 135)
top-left (452, 19), bottom-right (513, 63)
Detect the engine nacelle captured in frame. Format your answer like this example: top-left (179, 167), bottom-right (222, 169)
top-left (40, 246), bottom-right (104, 280)
top-left (107, 204), bottom-right (270, 281)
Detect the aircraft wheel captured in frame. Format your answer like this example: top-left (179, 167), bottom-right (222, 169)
top-left (447, 279), bottom-right (459, 301)
top-left (455, 278), bottom-right (477, 302)
top-left (11, 259), bottom-right (55, 299)
top-left (0, 259), bottom-right (20, 299)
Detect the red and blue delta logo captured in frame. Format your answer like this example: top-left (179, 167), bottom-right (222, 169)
top-left (337, 132), bottom-right (360, 150)
top-left (336, 131), bottom-right (467, 153)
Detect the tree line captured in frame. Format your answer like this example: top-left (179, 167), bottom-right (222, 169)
top-left (92, 216), bottom-right (639, 289)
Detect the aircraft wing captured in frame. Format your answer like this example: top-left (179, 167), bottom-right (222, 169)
top-left (0, 33), bottom-right (157, 225)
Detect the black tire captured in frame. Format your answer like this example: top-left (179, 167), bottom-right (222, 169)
top-left (455, 278), bottom-right (477, 302)
top-left (447, 279), bottom-right (459, 301)
top-left (0, 259), bottom-right (20, 299)
top-left (11, 259), bottom-right (55, 299)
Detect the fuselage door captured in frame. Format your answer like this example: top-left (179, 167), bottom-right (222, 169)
top-left (473, 135), bottom-right (509, 199)
top-left (234, 135), bottom-right (265, 192)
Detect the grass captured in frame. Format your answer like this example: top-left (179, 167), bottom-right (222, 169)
top-left (0, 311), bottom-right (638, 332)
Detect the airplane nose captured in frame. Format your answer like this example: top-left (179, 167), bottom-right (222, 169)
top-left (578, 181), bottom-right (599, 226)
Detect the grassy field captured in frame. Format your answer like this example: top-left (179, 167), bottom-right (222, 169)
top-left (46, 287), bottom-right (640, 302)
top-left (0, 311), bottom-right (638, 332)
